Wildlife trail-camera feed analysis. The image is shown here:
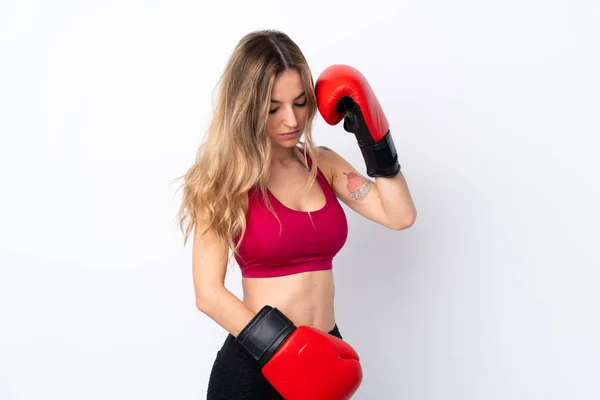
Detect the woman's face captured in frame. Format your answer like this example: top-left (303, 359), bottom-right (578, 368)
top-left (266, 69), bottom-right (309, 148)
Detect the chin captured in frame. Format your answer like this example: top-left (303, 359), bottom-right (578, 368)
top-left (271, 141), bottom-right (298, 152)
top-left (282, 138), bottom-right (301, 146)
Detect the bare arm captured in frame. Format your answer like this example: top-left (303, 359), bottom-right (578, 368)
top-left (319, 146), bottom-right (417, 230)
top-left (192, 221), bottom-right (254, 337)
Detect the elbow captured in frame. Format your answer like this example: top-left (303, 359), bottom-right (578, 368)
top-left (195, 296), bottom-right (209, 313)
top-left (390, 209), bottom-right (417, 231)
top-left (194, 286), bottom-right (222, 313)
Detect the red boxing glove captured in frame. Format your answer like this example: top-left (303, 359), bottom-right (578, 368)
top-left (315, 64), bottom-right (400, 177)
top-left (264, 325), bottom-right (362, 400)
top-left (236, 306), bottom-right (363, 400)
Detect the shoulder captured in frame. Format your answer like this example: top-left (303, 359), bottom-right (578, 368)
top-left (316, 145), bottom-right (346, 167)
top-left (313, 145), bottom-right (346, 186)
top-left (297, 145), bottom-right (349, 185)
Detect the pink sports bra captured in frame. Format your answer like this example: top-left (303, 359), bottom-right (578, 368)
top-left (234, 149), bottom-right (348, 278)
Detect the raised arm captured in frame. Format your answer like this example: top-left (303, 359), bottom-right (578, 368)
top-left (315, 64), bottom-right (417, 230)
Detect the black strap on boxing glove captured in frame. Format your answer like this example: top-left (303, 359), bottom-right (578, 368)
top-left (338, 96), bottom-right (401, 178)
top-left (235, 305), bottom-right (296, 367)
top-left (357, 131), bottom-right (400, 178)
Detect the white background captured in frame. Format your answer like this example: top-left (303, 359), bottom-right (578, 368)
top-left (1, 1), bottom-right (599, 399)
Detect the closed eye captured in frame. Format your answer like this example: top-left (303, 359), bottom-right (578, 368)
top-left (269, 101), bottom-right (307, 114)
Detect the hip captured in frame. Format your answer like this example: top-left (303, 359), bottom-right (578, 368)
top-left (207, 325), bottom-right (343, 400)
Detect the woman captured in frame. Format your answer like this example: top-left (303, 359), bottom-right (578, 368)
top-left (177, 30), bottom-right (416, 399)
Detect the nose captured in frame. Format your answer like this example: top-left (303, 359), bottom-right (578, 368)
top-left (282, 106), bottom-right (299, 129)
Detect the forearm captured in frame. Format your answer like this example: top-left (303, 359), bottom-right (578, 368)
top-left (376, 170), bottom-right (417, 228)
top-left (196, 286), bottom-right (255, 337)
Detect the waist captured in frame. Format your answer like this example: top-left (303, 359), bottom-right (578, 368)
top-left (242, 269), bottom-right (336, 332)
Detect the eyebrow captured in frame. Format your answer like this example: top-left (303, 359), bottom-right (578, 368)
top-left (270, 91), bottom-right (306, 104)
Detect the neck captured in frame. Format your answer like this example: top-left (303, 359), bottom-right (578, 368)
top-left (271, 146), bottom-right (298, 167)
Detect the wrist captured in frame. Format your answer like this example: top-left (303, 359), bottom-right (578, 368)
top-left (236, 305), bottom-right (296, 366)
top-left (357, 131), bottom-right (401, 178)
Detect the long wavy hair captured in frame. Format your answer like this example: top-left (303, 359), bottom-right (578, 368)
top-left (176, 30), bottom-right (320, 259)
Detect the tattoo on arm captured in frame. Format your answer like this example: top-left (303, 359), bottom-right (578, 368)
top-left (344, 172), bottom-right (372, 200)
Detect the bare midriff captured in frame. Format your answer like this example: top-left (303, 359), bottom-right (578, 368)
top-left (242, 269), bottom-right (336, 332)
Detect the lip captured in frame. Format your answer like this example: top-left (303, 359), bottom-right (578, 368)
top-left (279, 130), bottom-right (300, 138)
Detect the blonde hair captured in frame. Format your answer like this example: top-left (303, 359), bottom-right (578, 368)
top-left (176, 30), bottom-right (320, 258)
